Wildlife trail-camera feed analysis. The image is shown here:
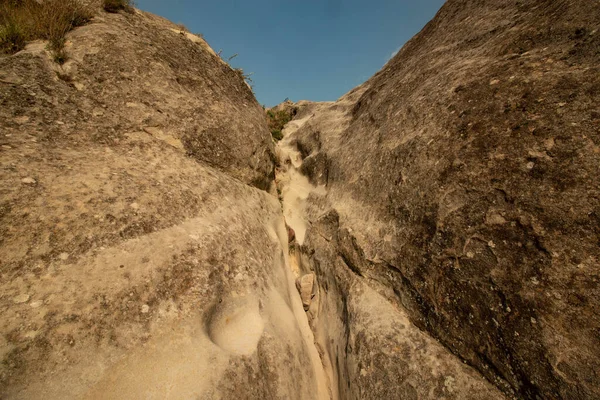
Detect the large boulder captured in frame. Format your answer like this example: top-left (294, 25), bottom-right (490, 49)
top-left (287, 0), bottom-right (600, 399)
top-left (0, 8), bottom-right (324, 399)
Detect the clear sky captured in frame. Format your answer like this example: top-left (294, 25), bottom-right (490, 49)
top-left (135, 0), bottom-right (446, 107)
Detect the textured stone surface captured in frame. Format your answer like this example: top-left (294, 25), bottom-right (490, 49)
top-left (2, 0), bottom-right (598, 399)
top-left (0, 8), bottom-right (322, 400)
top-left (299, 210), bottom-right (506, 400)
top-left (284, 1), bottom-right (600, 399)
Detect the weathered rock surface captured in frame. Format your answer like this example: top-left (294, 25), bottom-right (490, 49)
top-left (275, 100), bottom-right (506, 399)
top-left (3, 0), bottom-right (599, 399)
top-left (0, 8), bottom-right (325, 400)
top-left (303, 210), bottom-right (507, 400)
top-left (283, 0), bottom-right (600, 399)
top-left (2, 10), bottom-right (275, 191)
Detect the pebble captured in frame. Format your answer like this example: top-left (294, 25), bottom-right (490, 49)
top-left (141, 304), bottom-right (150, 314)
top-left (234, 272), bottom-right (244, 282)
top-left (14, 116), bottom-right (29, 124)
top-left (21, 177), bottom-right (36, 184)
top-left (296, 274), bottom-right (315, 311)
top-left (30, 300), bottom-right (43, 308)
top-left (486, 213), bottom-right (506, 225)
top-left (59, 252), bottom-right (70, 260)
top-left (24, 331), bottom-right (37, 339)
top-left (531, 277), bottom-right (539, 285)
top-left (13, 294), bottom-right (30, 304)
top-left (130, 202), bottom-right (140, 210)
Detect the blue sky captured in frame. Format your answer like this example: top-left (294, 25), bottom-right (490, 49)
top-left (135, 0), bottom-right (445, 106)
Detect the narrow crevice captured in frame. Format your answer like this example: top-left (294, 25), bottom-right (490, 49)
top-left (274, 131), bottom-right (334, 400)
top-left (271, 112), bottom-right (515, 399)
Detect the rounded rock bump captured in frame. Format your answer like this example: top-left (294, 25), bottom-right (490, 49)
top-left (206, 295), bottom-right (264, 356)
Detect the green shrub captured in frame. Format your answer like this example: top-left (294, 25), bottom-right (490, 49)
top-left (266, 108), bottom-right (294, 142)
top-left (271, 129), bottom-right (283, 141)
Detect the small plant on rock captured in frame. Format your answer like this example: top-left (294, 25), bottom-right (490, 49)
top-left (176, 23), bottom-right (188, 33)
top-left (52, 46), bottom-right (68, 64)
top-left (103, 0), bottom-right (135, 13)
top-left (266, 109), bottom-right (294, 142)
top-left (271, 129), bottom-right (283, 141)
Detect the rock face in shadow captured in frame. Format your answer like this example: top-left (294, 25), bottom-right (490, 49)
top-left (275, 100), bottom-right (506, 399)
top-left (285, 0), bottom-right (600, 399)
top-left (0, 8), bottom-right (321, 400)
top-left (301, 210), bottom-right (506, 400)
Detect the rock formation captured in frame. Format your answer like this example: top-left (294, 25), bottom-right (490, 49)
top-left (1, 0), bottom-right (599, 399)
top-left (0, 7), bottom-right (324, 399)
top-left (280, 0), bottom-right (600, 399)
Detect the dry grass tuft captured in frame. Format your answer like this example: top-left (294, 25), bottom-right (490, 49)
top-left (0, 18), bottom-right (25, 54)
top-left (0, 0), bottom-right (94, 58)
top-left (175, 23), bottom-right (188, 33)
